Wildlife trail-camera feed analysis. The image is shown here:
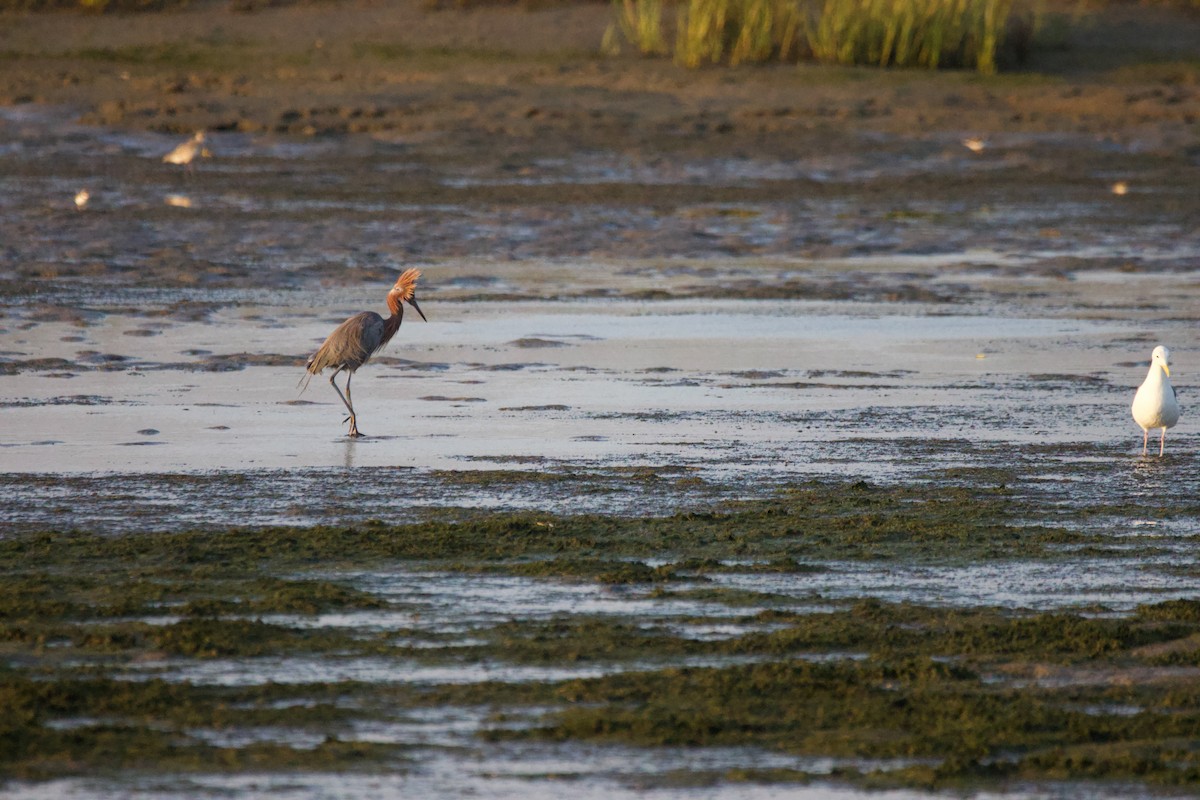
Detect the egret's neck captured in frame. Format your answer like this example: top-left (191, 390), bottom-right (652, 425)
top-left (386, 291), bottom-right (403, 317)
top-left (380, 302), bottom-right (403, 349)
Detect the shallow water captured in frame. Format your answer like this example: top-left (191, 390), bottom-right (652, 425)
top-left (0, 297), bottom-right (1150, 482)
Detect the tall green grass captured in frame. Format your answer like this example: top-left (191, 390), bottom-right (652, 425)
top-left (612, 0), bottom-right (1020, 73)
top-left (806, 0), bottom-right (1014, 73)
top-left (674, 0), bottom-right (802, 67)
top-left (612, 0), bottom-right (671, 56)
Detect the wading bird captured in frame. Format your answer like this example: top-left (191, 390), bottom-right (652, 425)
top-left (301, 269), bottom-right (427, 438)
top-left (1132, 345), bottom-right (1180, 457)
top-left (162, 131), bottom-right (206, 169)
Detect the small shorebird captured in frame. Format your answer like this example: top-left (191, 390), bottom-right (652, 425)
top-left (962, 137), bottom-right (987, 153)
top-left (1132, 345), bottom-right (1180, 457)
top-left (1111, 181), bottom-right (1129, 196)
top-left (74, 189), bottom-right (90, 210)
top-left (163, 131), bottom-right (206, 169)
top-left (301, 269), bottom-right (427, 438)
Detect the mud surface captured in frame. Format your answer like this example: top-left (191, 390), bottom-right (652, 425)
top-left (2, 0), bottom-right (1200, 797)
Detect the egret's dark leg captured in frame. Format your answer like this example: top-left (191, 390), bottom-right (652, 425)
top-left (328, 370), bottom-right (360, 437)
top-left (346, 372), bottom-right (361, 437)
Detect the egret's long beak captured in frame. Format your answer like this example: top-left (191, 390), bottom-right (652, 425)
top-left (408, 297), bottom-right (427, 322)
top-left (1163, 363), bottom-right (1170, 377)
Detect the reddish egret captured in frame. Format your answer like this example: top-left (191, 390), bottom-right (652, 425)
top-left (301, 268), bottom-right (427, 438)
top-left (1132, 345), bottom-right (1179, 457)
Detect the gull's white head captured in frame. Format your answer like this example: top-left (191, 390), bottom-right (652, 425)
top-left (1152, 345), bottom-right (1171, 377)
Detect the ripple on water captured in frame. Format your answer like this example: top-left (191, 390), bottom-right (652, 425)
top-left (119, 653), bottom-right (768, 687)
top-left (710, 559), bottom-right (1199, 612)
top-left (3, 762), bottom-right (1187, 800)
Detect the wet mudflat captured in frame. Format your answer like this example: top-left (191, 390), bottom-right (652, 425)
top-left (3, 3), bottom-right (1200, 795)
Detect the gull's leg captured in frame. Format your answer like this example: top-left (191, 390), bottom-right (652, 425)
top-left (1143, 429), bottom-right (1149, 456)
top-left (1160, 428), bottom-right (1166, 457)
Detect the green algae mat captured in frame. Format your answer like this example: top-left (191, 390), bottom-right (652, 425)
top-left (2, 474), bottom-right (1199, 793)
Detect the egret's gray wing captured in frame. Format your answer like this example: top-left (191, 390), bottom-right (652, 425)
top-left (306, 311), bottom-right (386, 374)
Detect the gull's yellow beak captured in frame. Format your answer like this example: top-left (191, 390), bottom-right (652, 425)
top-left (1163, 363), bottom-right (1171, 377)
